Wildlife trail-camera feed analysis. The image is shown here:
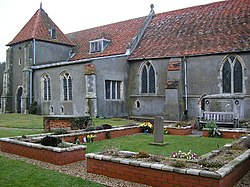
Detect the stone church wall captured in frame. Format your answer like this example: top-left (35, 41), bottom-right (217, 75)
top-left (34, 41), bottom-right (72, 65)
top-left (33, 63), bottom-right (86, 115)
top-left (9, 41), bottom-right (32, 113)
top-left (0, 62), bottom-right (5, 108)
top-left (33, 55), bottom-right (129, 117)
top-left (128, 59), bottom-right (167, 118)
top-left (95, 56), bottom-right (130, 117)
top-left (186, 52), bottom-right (250, 120)
top-left (128, 52), bottom-right (250, 121)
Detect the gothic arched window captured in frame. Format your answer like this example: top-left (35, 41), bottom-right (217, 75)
top-left (234, 60), bottom-right (243, 93)
top-left (61, 72), bottom-right (72, 101)
top-left (140, 62), bottom-right (156, 94)
top-left (221, 55), bottom-right (244, 94)
top-left (41, 73), bottom-right (51, 101)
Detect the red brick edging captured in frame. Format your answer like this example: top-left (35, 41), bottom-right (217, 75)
top-left (0, 139), bottom-right (86, 165)
top-left (165, 126), bottom-right (192, 135)
top-left (86, 149), bottom-right (250, 187)
top-left (0, 126), bottom-right (140, 165)
top-left (203, 129), bottom-right (247, 139)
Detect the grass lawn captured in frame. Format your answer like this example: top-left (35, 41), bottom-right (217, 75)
top-left (0, 156), bottom-right (105, 187)
top-left (0, 114), bottom-right (137, 129)
top-left (0, 114), bottom-right (233, 186)
top-left (0, 114), bottom-right (43, 129)
top-left (0, 114), bottom-right (137, 187)
top-left (92, 117), bottom-right (138, 127)
top-left (0, 129), bottom-right (44, 138)
top-left (86, 134), bottom-right (233, 156)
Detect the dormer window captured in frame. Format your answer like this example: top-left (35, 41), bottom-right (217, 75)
top-left (89, 38), bottom-right (110, 53)
top-left (49, 28), bottom-right (57, 39)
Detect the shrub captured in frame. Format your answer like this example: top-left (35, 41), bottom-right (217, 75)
top-left (101, 124), bottom-right (112, 129)
top-left (71, 117), bottom-right (92, 129)
top-left (150, 155), bottom-right (164, 162)
top-left (136, 150), bottom-right (150, 158)
top-left (175, 121), bottom-right (192, 127)
top-left (198, 159), bottom-right (224, 168)
top-left (52, 128), bottom-right (69, 135)
top-left (40, 136), bottom-right (62, 147)
top-left (171, 160), bottom-right (186, 168)
top-left (95, 126), bottom-right (103, 130)
top-left (85, 126), bottom-right (95, 132)
top-left (105, 131), bottom-right (111, 139)
top-left (205, 121), bottom-right (221, 138)
top-left (28, 101), bottom-right (38, 114)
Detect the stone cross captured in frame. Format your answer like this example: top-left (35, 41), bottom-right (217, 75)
top-left (154, 116), bottom-right (164, 143)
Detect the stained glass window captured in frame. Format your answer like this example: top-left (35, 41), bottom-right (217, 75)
top-left (68, 76), bottom-right (72, 100)
top-left (63, 77), bottom-right (68, 100)
top-left (222, 61), bottom-right (231, 93)
top-left (44, 78), bottom-right (47, 100)
top-left (222, 56), bottom-right (243, 94)
top-left (149, 66), bottom-right (155, 93)
top-left (141, 66), bottom-right (148, 93)
top-left (62, 73), bottom-right (72, 101)
top-left (42, 74), bottom-right (51, 101)
top-left (141, 62), bottom-right (156, 94)
top-left (48, 78), bottom-right (51, 100)
top-left (234, 60), bottom-right (242, 93)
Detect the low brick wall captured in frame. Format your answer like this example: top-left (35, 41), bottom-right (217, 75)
top-left (0, 126), bottom-right (139, 165)
top-left (165, 126), bottom-right (192, 135)
top-left (86, 148), bottom-right (250, 187)
top-left (0, 138), bottom-right (86, 165)
top-left (43, 115), bottom-right (91, 132)
top-left (58, 126), bottom-right (141, 143)
top-left (203, 128), bottom-right (248, 139)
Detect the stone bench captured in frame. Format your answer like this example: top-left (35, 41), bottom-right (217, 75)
top-left (198, 111), bottom-right (239, 130)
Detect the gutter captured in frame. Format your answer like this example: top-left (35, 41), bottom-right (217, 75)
top-left (29, 69), bottom-right (33, 104)
top-left (31, 53), bottom-right (129, 70)
top-left (128, 49), bottom-right (250, 62)
top-left (183, 57), bottom-right (188, 115)
top-left (29, 39), bottom-right (36, 104)
top-left (33, 39), bottom-right (36, 65)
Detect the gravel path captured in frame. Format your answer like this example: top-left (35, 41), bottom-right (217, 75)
top-left (0, 151), bottom-right (249, 187)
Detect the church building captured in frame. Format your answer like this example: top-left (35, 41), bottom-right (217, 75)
top-left (1, 0), bottom-right (250, 121)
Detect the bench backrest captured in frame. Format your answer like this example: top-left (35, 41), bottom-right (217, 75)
top-left (203, 111), bottom-right (235, 122)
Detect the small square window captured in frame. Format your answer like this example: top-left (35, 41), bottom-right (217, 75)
top-left (19, 58), bottom-right (22, 65)
top-left (105, 80), bottom-right (122, 100)
top-left (89, 39), bottom-right (110, 53)
top-left (49, 28), bottom-right (57, 39)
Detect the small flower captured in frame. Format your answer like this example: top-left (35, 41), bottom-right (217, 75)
top-left (170, 150), bottom-right (199, 160)
top-left (139, 122), bottom-right (153, 129)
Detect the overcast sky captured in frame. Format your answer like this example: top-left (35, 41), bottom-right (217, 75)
top-left (0, 0), bottom-right (223, 62)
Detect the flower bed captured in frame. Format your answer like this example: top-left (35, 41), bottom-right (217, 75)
top-left (0, 136), bottom-right (86, 165)
top-left (57, 126), bottom-right (141, 143)
top-left (165, 126), bottom-right (192, 135)
top-left (203, 128), bottom-right (249, 139)
top-left (0, 126), bottom-right (141, 165)
top-left (86, 136), bottom-right (250, 187)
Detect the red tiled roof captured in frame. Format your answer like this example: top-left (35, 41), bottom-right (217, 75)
top-left (130, 0), bottom-right (250, 60)
top-left (66, 17), bottom-right (145, 61)
top-left (7, 8), bottom-right (74, 46)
